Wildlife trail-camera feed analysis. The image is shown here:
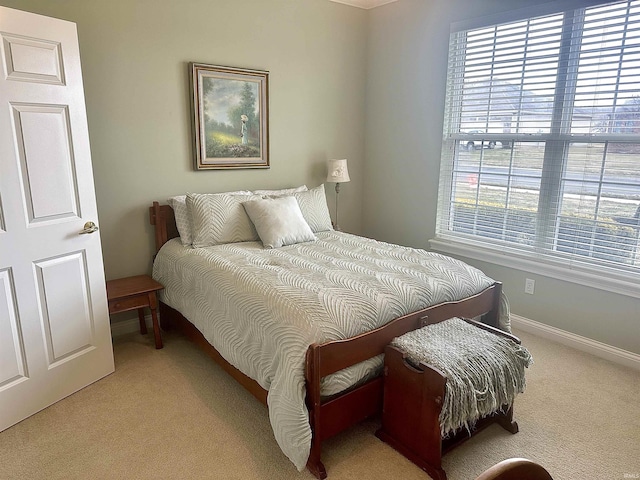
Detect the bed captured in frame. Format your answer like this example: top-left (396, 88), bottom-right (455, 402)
top-left (149, 191), bottom-right (508, 479)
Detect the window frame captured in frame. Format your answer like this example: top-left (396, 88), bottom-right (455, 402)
top-left (432, 0), bottom-right (640, 299)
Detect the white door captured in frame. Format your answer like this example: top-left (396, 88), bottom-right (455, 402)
top-left (0, 6), bottom-right (114, 431)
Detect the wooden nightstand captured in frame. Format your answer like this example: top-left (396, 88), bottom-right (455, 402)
top-left (106, 275), bottom-right (164, 349)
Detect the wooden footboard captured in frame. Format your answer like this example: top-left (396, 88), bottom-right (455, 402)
top-left (304, 283), bottom-right (502, 478)
top-left (149, 201), bottom-right (504, 479)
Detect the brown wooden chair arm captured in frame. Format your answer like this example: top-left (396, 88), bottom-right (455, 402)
top-left (475, 458), bottom-right (553, 480)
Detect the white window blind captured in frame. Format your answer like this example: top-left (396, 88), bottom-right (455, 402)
top-left (436, 0), bottom-right (640, 290)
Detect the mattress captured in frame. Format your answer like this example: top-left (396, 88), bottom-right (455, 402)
top-left (152, 231), bottom-right (509, 470)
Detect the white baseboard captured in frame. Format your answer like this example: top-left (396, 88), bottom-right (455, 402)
top-left (511, 314), bottom-right (640, 371)
top-left (112, 313), bottom-right (640, 371)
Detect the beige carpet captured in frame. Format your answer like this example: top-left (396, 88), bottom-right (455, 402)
top-left (1, 328), bottom-right (638, 480)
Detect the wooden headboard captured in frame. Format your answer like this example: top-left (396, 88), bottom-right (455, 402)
top-left (149, 201), bottom-right (179, 254)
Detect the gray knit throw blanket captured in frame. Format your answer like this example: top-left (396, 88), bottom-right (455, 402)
top-left (390, 317), bottom-right (533, 437)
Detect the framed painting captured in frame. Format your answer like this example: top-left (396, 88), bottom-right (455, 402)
top-left (190, 63), bottom-right (269, 170)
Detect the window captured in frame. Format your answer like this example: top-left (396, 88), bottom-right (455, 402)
top-left (434, 0), bottom-right (640, 297)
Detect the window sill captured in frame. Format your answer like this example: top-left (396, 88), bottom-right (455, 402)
top-left (429, 236), bottom-right (640, 299)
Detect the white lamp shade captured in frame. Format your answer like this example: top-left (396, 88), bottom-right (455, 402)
top-left (326, 159), bottom-right (350, 183)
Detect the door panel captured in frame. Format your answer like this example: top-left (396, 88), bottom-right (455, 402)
top-left (12, 104), bottom-right (79, 223)
top-left (0, 195), bottom-right (5, 231)
top-left (35, 253), bottom-right (94, 364)
top-left (1, 32), bottom-right (65, 85)
top-left (0, 6), bottom-right (114, 431)
top-left (0, 268), bottom-right (27, 389)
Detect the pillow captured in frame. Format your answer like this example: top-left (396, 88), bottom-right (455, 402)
top-left (168, 190), bottom-right (251, 245)
top-left (187, 193), bottom-right (260, 247)
top-left (291, 184), bottom-right (333, 233)
top-left (167, 196), bottom-right (193, 245)
top-left (253, 185), bottom-right (307, 196)
top-left (242, 196), bottom-right (316, 249)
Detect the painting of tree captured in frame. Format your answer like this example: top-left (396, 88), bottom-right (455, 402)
top-left (191, 63), bottom-right (269, 169)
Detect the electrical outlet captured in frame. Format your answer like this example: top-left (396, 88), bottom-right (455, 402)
top-left (524, 278), bottom-right (535, 295)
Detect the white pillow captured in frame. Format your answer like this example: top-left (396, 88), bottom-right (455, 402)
top-left (242, 196), bottom-right (316, 249)
top-left (253, 185), bottom-right (307, 196)
top-left (291, 184), bottom-right (333, 233)
top-left (187, 193), bottom-right (260, 247)
top-left (168, 191), bottom-right (251, 245)
top-left (167, 196), bottom-right (193, 245)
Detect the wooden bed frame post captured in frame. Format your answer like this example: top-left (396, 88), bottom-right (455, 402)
top-left (306, 345), bottom-right (327, 479)
top-left (483, 281), bottom-right (502, 328)
top-left (150, 201), bottom-right (165, 254)
top-left (149, 201), bottom-right (178, 255)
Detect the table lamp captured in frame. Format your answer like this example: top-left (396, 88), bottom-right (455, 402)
top-left (326, 158), bottom-right (350, 231)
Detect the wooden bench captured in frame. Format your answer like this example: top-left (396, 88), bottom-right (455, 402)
top-left (376, 318), bottom-right (523, 480)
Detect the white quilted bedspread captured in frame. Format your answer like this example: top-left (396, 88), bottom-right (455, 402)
top-left (152, 231), bottom-right (507, 470)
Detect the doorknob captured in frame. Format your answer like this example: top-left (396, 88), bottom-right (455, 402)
top-left (79, 221), bottom-right (99, 234)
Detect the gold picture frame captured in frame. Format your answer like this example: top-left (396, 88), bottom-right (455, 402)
top-left (190, 63), bottom-right (269, 170)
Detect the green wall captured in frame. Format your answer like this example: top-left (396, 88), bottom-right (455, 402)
top-left (364, 0), bottom-right (640, 354)
top-left (1, 0), bottom-right (367, 280)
